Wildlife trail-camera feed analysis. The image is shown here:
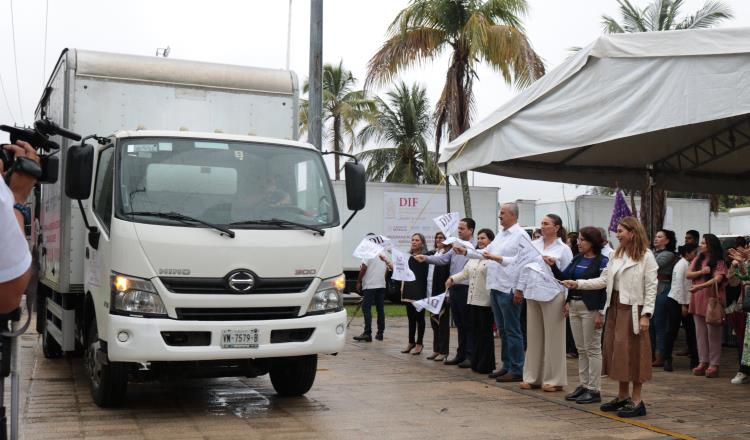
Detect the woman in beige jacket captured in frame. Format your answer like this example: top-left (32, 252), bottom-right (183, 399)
top-left (563, 217), bottom-right (657, 418)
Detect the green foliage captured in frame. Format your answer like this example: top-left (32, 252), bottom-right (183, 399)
top-left (367, 0), bottom-right (545, 216)
top-left (300, 61), bottom-right (377, 179)
top-left (356, 82), bottom-right (441, 184)
top-left (602, 0), bottom-right (733, 34)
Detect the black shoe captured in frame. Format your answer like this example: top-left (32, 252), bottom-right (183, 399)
top-left (353, 333), bottom-right (372, 342)
top-left (444, 357), bottom-right (461, 365)
top-left (600, 397), bottom-right (632, 412)
top-left (575, 390), bottom-right (601, 404)
top-left (663, 358), bottom-right (673, 372)
top-left (488, 369), bottom-right (508, 379)
top-left (496, 373), bottom-right (523, 383)
top-left (565, 385), bottom-right (587, 401)
top-left (375, 333), bottom-right (384, 341)
top-left (457, 359), bottom-right (472, 368)
top-left (617, 401), bottom-right (646, 418)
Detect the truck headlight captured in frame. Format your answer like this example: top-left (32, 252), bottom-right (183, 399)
top-left (306, 275), bottom-right (344, 315)
top-left (111, 273), bottom-right (167, 317)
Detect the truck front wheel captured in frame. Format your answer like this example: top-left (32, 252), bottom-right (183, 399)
top-left (269, 355), bottom-right (317, 396)
top-left (86, 322), bottom-right (128, 407)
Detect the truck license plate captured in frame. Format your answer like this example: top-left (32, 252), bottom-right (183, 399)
top-left (221, 329), bottom-right (259, 348)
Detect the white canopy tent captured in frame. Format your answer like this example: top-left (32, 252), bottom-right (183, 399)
top-left (440, 27), bottom-right (750, 195)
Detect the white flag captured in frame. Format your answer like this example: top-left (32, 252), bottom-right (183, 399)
top-left (442, 236), bottom-right (475, 250)
top-left (412, 293), bottom-right (446, 314)
top-left (433, 212), bottom-right (460, 238)
top-left (390, 248), bottom-right (416, 281)
top-left (367, 234), bottom-right (393, 250)
top-left (352, 237), bottom-right (384, 259)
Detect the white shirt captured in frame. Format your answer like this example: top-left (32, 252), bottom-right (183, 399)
top-left (668, 258), bottom-right (691, 305)
top-left (601, 244), bottom-right (614, 259)
top-left (361, 255), bottom-right (387, 290)
top-left (0, 180), bottom-right (31, 282)
top-left (516, 238), bottom-right (571, 301)
top-left (468, 223), bottom-right (526, 293)
top-left (426, 249), bottom-right (444, 297)
top-left (532, 237), bottom-right (573, 271)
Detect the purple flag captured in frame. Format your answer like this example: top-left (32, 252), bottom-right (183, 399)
top-left (608, 189), bottom-right (632, 233)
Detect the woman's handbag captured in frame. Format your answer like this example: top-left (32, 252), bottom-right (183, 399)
top-left (705, 281), bottom-right (726, 326)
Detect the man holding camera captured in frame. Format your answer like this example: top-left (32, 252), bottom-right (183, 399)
top-left (0, 140), bottom-right (39, 314)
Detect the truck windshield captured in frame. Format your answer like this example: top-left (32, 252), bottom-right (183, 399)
top-left (116, 138), bottom-right (338, 229)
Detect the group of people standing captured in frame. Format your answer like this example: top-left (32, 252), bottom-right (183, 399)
top-left (353, 203), bottom-right (750, 419)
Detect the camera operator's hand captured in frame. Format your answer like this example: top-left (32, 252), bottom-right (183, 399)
top-left (2, 141), bottom-right (39, 203)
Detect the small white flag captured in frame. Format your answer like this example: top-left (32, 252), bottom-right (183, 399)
top-left (367, 234), bottom-right (393, 250)
top-left (412, 292), bottom-right (446, 314)
top-left (433, 212), bottom-right (460, 238)
top-left (353, 237), bottom-right (384, 259)
top-left (442, 236), bottom-right (475, 250)
top-left (390, 248), bottom-right (416, 281)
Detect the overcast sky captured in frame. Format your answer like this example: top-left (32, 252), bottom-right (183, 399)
top-left (2, 0), bottom-right (749, 202)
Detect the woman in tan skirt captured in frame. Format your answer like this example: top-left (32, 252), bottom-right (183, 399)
top-left (563, 217), bottom-right (657, 418)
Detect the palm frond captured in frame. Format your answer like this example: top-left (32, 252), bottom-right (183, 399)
top-left (601, 15), bottom-right (626, 33)
top-left (479, 23), bottom-right (545, 88)
top-left (365, 27), bottom-right (448, 88)
top-left (676, 0), bottom-right (733, 29)
top-left (479, 0), bottom-right (529, 30)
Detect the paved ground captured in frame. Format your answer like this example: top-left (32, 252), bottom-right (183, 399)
top-left (7, 314), bottom-right (750, 439)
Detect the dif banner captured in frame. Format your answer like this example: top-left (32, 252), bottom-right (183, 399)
top-left (383, 191), bottom-right (447, 250)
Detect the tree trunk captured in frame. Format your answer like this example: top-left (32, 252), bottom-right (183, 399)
top-left (459, 171), bottom-right (472, 218)
top-left (333, 116), bottom-right (341, 180)
top-left (639, 185), bottom-right (666, 240)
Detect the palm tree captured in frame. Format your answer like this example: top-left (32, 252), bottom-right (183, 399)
top-left (600, 0), bottom-right (733, 233)
top-left (602, 0), bottom-right (733, 33)
top-left (366, 0), bottom-right (544, 217)
top-left (356, 82), bottom-right (441, 184)
top-left (300, 61), bottom-right (377, 180)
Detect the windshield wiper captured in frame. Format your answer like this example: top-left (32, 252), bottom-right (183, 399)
top-left (125, 211), bottom-right (235, 238)
top-left (228, 218), bottom-right (325, 236)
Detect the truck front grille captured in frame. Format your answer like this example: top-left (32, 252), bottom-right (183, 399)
top-left (174, 307), bottom-right (301, 321)
top-left (160, 277), bottom-right (313, 294)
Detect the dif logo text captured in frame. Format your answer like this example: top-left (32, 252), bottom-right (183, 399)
top-left (399, 197), bottom-right (419, 207)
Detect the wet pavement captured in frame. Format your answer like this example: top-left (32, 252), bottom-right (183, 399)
top-left (8, 315), bottom-right (750, 439)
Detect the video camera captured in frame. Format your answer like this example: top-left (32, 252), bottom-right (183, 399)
top-left (0, 119), bottom-right (81, 184)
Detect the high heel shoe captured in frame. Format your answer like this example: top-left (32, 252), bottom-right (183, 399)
top-left (412, 344), bottom-right (423, 355)
top-left (401, 343), bottom-right (415, 354)
top-left (692, 363), bottom-right (708, 376)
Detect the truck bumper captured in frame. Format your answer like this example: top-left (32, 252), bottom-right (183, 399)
top-left (105, 310), bottom-right (347, 362)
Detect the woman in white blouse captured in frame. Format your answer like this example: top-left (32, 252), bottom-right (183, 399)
top-left (446, 228), bottom-right (496, 374)
top-left (516, 214), bottom-right (572, 392)
top-left (663, 243), bottom-right (699, 371)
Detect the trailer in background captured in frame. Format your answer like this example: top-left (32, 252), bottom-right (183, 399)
top-left (531, 195), bottom-right (717, 245)
top-left (334, 181), bottom-right (498, 300)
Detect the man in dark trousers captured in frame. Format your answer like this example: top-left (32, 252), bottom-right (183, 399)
top-left (415, 218), bottom-right (475, 368)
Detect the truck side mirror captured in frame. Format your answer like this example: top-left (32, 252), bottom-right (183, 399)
top-left (64, 143), bottom-right (94, 200)
top-left (344, 161), bottom-right (366, 211)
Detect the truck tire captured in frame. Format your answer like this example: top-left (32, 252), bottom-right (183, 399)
top-left (85, 322), bottom-right (128, 407)
top-left (269, 355), bottom-right (317, 396)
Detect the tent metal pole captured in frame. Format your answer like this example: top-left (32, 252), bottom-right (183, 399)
top-left (444, 164), bottom-right (451, 212)
top-left (647, 165), bottom-right (655, 240)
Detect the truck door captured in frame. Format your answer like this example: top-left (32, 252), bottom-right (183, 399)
top-left (85, 146), bottom-right (115, 326)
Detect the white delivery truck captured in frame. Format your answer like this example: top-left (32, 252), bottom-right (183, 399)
top-left (333, 181), bottom-right (499, 301)
top-left (33, 49), bottom-right (366, 407)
